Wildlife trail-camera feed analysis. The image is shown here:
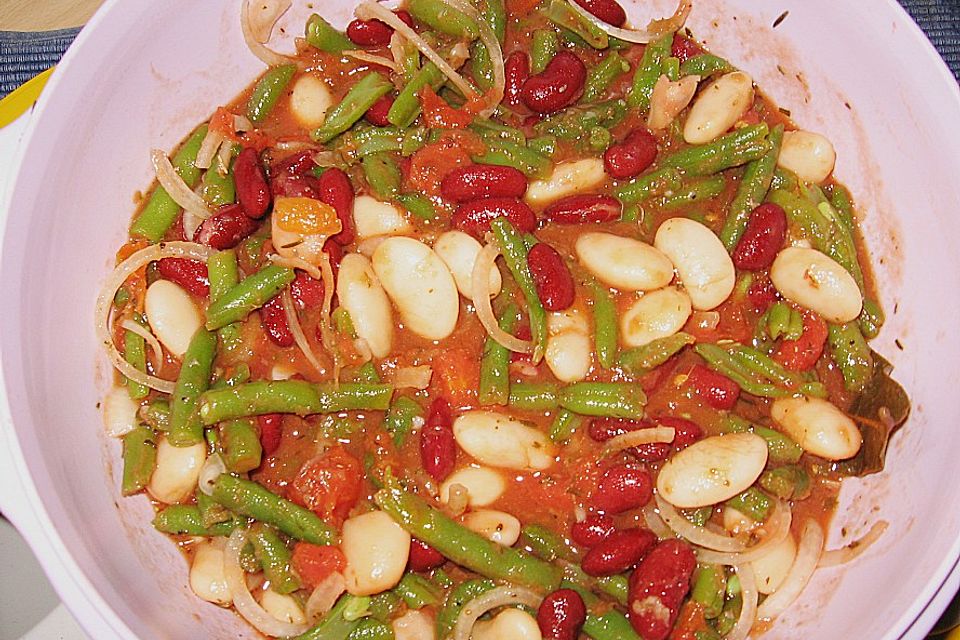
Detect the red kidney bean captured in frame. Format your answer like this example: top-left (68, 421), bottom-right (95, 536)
top-left (440, 164), bottom-right (528, 202)
top-left (408, 538), bottom-right (445, 572)
top-left (347, 18), bottom-right (393, 46)
top-left (572, 0), bottom-right (626, 27)
top-left (258, 414), bottom-right (284, 457)
top-left (537, 589), bottom-right (587, 640)
top-left (527, 243), bottom-right (575, 311)
top-left (271, 173), bottom-right (322, 200)
top-left (603, 129), bottom-right (658, 179)
top-left (521, 51), bottom-right (586, 114)
top-left (260, 294), bottom-right (294, 347)
top-left (156, 258), bottom-right (210, 297)
top-left (570, 513), bottom-right (616, 548)
top-left (290, 270), bottom-right (325, 309)
top-left (543, 194), bottom-right (622, 224)
top-left (234, 147), bottom-right (271, 219)
top-left (582, 528), bottom-right (657, 576)
top-left (687, 364), bottom-right (740, 410)
top-left (504, 51), bottom-right (530, 107)
top-left (628, 539), bottom-right (697, 640)
top-left (732, 203), bottom-right (788, 270)
top-left (317, 168), bottom-right (356, 245)
top-left (420, 398), bottom-right (456, 481)
top-left (196, 204), bottom-right (260, 249)
top-left (592, 464), bottom-right (653, 514)
top-left (671, 34), bottom-right (705, 63)
top-left (588, 417), bottom-right (645, 443)
top-left (634, 416), bottom-right (703, 462)
top-left (323, 237), bottom-right (344, 279)
top-left (364, 94), bottom-right (395, 126)
top-left (271, 150), bottom-right (316, 177)
top-left (748, 274), bottom-right (779, 311)
top-left (452, 197), bottom-right (537, 238)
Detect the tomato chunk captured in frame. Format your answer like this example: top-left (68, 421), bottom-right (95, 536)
top-left (291, 543), bottom-right (346, 589)
top-left (288, 446), bottom-right (362, 524)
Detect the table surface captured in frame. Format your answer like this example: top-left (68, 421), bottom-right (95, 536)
top-left (0, 0), bottom-right (103, 31)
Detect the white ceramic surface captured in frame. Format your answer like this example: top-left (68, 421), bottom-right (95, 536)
top-left (1, 1), bottom-right (959, 639)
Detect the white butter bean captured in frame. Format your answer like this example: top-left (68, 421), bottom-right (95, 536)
top-left (148, 437), bottom-right (206, 504)
top-left (778, 130), bottom-right (836, 183)
top-left (103, 386), bottom-right (139, 437)
top-left (462, 509), bottom-right (522, 547)
top-left (751, 532), bottom-right (797, 595)
top-left (440, 466), bottom-right (507, 507)
top-left (473, 608), bottom-right (543, 640)
top-left (342, 510), bottom-right (411, 596)
top-left (189, 542), bottom-right (232, 605)
top-left (620, 286), bottom-right (692, 348)
top-left (372, 237), bottom-right (460, 341)
top-left (145, 280), bottom-right (202, 358)
top-left (392, 610), bottom-right (436, 640)
top-left (525, 159), bottom-right (606, 206)
top-left (290, 74), bottom-right (333, 128)
top-left (353, 195), bottom-right (413, 239)
top-left (654, 217), bottom-right (735, 310)
top-left (575, 232), bottom-right (674, 291)
top-left (770, 395), bottom-right (862, 460)
top-left (656, 433), bottom-right (768, 508)
top-left (683, 71), bottom-right (755, 144)
top-left (770, 247), bottom-right (862, 323)
top-left (433, 230), bottom-right (502, 298)
top-left (337, 253), bottom-right (394, 358)
top-left (545, 309), bottom-right (592, 383)
top-left (261, 589), bottom-right (308, 624)
top-left (453, 411), bottom-right (555, 471)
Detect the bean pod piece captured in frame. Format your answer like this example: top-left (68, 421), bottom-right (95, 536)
top-left (686, 364), bottom-right (740, 410)
top-left (441, 164), bottom-right (528, 202)
top-left (592, 464), bottom-right (653, 514)
top-left (627, 539), bottom-right (697, 640)
top-left (570, 513), bottom-right (616, 548)
top-left (420, 398), bottom-right (457, 481)
top-left (603, 129), bottom-right (658, 179)
top-left (537, 589), bottom-right (587, 640)
top-left (504, 51), bottom-right (531, 107)
top-left (317, 168), bottom-right (356, 245)
top-left (528, 243), bottom-right (576, 312)
top-left (156, 258), bottom-right (210, 297)
top-left (732, 203), bottom-right (788, 270)
top-left (196, 204), bottom-right (260, 249)
top-left (234, 147), bottom-right (271, 219)
top-left (543, 194), bottom-right (622, 224)
top-left (408, 538), bottom-right (446, 572)
top-left (452, 197), bottom-right (537, 238)
top-left (572, 0), bottom-right (626, 27)
top-left (582, 528), bottom-right (657, 576)
top-left (520, 51), bottom-right (587, 114)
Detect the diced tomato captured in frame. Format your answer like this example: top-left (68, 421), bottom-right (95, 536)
top-left (432, 347), bottom-right (481, 406)
top-left (773, 310), bottom-right (829, 371)
top-left (668, 601), bottom-right (709, 640)
top-left (420, 85), bottom-right (480, 129)
top-left (670, 35), bottom-right (704, 63)
top-left (291, 543), bottom-right (346, 589)
top-left (257, 414), bottom-right (284, 456)
top-left (287, 446), bottom-right (362, 524)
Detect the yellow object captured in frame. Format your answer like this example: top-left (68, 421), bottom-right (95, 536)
top-left (274, 197), bottom-right (341, 235)
top-left (946, 625), bottom-right (960, 640)
top-left (0, 66), bottom-right (55, 129)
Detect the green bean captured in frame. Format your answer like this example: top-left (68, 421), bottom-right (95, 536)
top-left (332, 307), bottom-right (358, 339)
top-left (389, 63), bottom-right (445, 128)
top-left (720, 124), bottom-right (783, 249)
top-left (661, 123), bottom-right (771, 176)
top-left (786, 306), bottom-right (804, 340)
top-left (691, 564), bottom-right (727, 619)
top-left (694, 343), bottom-right (789, 398)
top-left (588, 126), bottom-right (612, 151)
top-left (531, 29), bottom-right (559, 74)
top-left (199, 381), bottom-right (395, 424)
top-left (715, 593), bottom-right (743, 636)
top-left (596, 574), bottom-right (629, 606)
top-left (766, 188), bottom-right (831, 250)
top-left (200, 160), bottom-right (236, 206)
top-left (519, 524), bottom-right (572, 562)
top-left (354, 362), bottom-right (381, 384)
top-left (808, 189), bottom-right (865, 286)
top-left (769, 166), bottom-right (799, 193)
top-left (827, 322), bottom-right (873, 393)
top-left (395, 572), bottom-right (442, 609)
top-left (383, 396), bottom-right (423, 447)
top-left (395, 193), bottom-right (437, 220)
top-left (362, 153), bottom-right (402, 200)
top-left (296, 594), bottom-right (363, 640)
top-left (121, 426), bottom-right (157, 496)
top-left (627, 32), bottom-right (673, 109)
top-left (207, 249), bottom-right (239, 302)
top-left (212, 475), bottom-right (337, 545)
top-left (583, 52), bottom-right (629, 102)
top-left (543, 0), bottom-right (608, 49)
top-left (763, 301), bottom-right (798, 340)
top-left (436, 579), bottom-right (496, 638)
top-left (680, 53), bottom-right (734, 77)
top-left (613, 166), bottom-right (683, 204)
top-left (481, 0), bottom-right (507, 40)
top-left (139, 398), bottom-right (170, 432)
top-left (250, 524), bottom-right (301, 594)
top-left (123, 328), bottom-right (149, 400)
top-left (509, 382), bottom-right (559, 411)
top-left (686, 506), bottom-right (713, 527)
top-left (212, 363), bottom-right (252, 390)
top-left (583, 611), bottom-right (642, 640)
top-left (479, 303), bottom-right (518, 406)
top-left (589, 281), bottom-right (617, 368)
top-left (220, 418), bottom-right (263, 473)
top-left (374, 481), bottom-right (562, 591)
top-left (197, 490), bottom-right (232, 528)
top-left (655, 175), bottom-right (726, 210)
top-left (369, 591), bottom-right (403, 623)
top-left (725, 487), bottom-right (773, 522)
top-left (305, 13), bottom-right (354, 53)
top-left (662, 55), bottom-right (680, 81)
top-left (491, 218), bottom-right (548, 362)
top-left (618, 332), bottom-right (695, 375)
top-left (760, 465), bottom-right (811, 501)
top-left (536, 99), bottom-right (627, 141)
top-left (559, 382), bottom-right (646, 418)
top-left (153, 505), bottom-right (237, 536)
top-left (549, 409), bottom-right (582, 443)
top-left (347, 619), bottom-right (394, 640)
top-left (471, 119), bottom-right (528, 146)
top-left (469, 0), bottom-right (506, 87)
top-left (313, 73), bottom-right (393, 143)
top-left (471, 39), bottom-right (495, 90)
top-left (247, 64), bottom-right (296, 123)
top-left (408, 0), bottom-right (479, 38)
top-left (859, 298), bottom-right (885, 339)
top-left (168, 328), bottom-right (217, 447)
top-left (528, 134), bottom-right (558, 157)
top-left (205, 265), bottom-right (295, 330)
top-left (474, 145), bottom-right (550, 178)
top-left (829, 183), bottom-right (857, 232)
top-left (728, 344), bottom-right (805, 388)
top-left (400, 127), bottom-right (429, 156)
top-left (130, 125), bottom-right (208, 241)
top-left (356, 136), bottom-right (402, 157)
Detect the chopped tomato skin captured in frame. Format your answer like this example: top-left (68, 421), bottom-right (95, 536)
top-left (773, 310), bottom-right (829, 372)
top-left (291, 543), bottom-right (346, 589)
top-left (287, 446), bottom-right (362, 524)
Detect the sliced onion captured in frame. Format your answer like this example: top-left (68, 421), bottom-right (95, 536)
top-left (216, 139), bottom-right (235, 174)
top-left (472, 243), bottom-right (534, 354)
top-left (151, 149), bottom-right (212, 221)
top-left (119, 318), bottom-right (164, 370)
top-left (603, 426), bottom-right (675, 456)
top-left (225, 529), bottom-right (312, 637)
top-left (451, 585), bottom-right (543, 640)
top-left (642, 504), bottom-right (675, 540)
top-left (655, 493), bottom-right (747, 552)
top-left (344, 50), bottom-right (400, 72)
top-left (691, 309), bottom-right (720, 331)
top-left (648, 74), bottom-right (700, 129)
top-left (281, 289), bottom-right (325, 373)
top-left (196, 128), bottom-right (226, 170)
top-left (355, 1), bottom-right (478, 100)
top-left (695, 500), bottom-right (793, 565)
top-left (317, 251), bottom-right (337, 358)
top-left (756, 519), bottom-right (824, 619)
top-left (305, 572), bottom-right (347, 622)
top-left (353, 337), bottom-right (374, 363)
top-left (247, 0), bottom-right (292, 42)
top-left (566, 0), bottom-right (690, 43)
top-left (95, 242), bottom-right (216, 393)
top-left (727, 563), bottom-right (759, 640)
top-left (234, 113), bottom-right (255, 132)
top-left (269, 253), bottom-right (323, 280)
top-left (241, 0), bottom-right (294, 66)
top-left (444, 0), bottom-right (505, 117)
top-left (445, 483), bottom-right (470, 517)
top-left (198, 453), bottom-right (226, 496)
top-left (818, 520), bottom-right (888, 568)
top-left (390, 365), bottom-right (433, 390)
